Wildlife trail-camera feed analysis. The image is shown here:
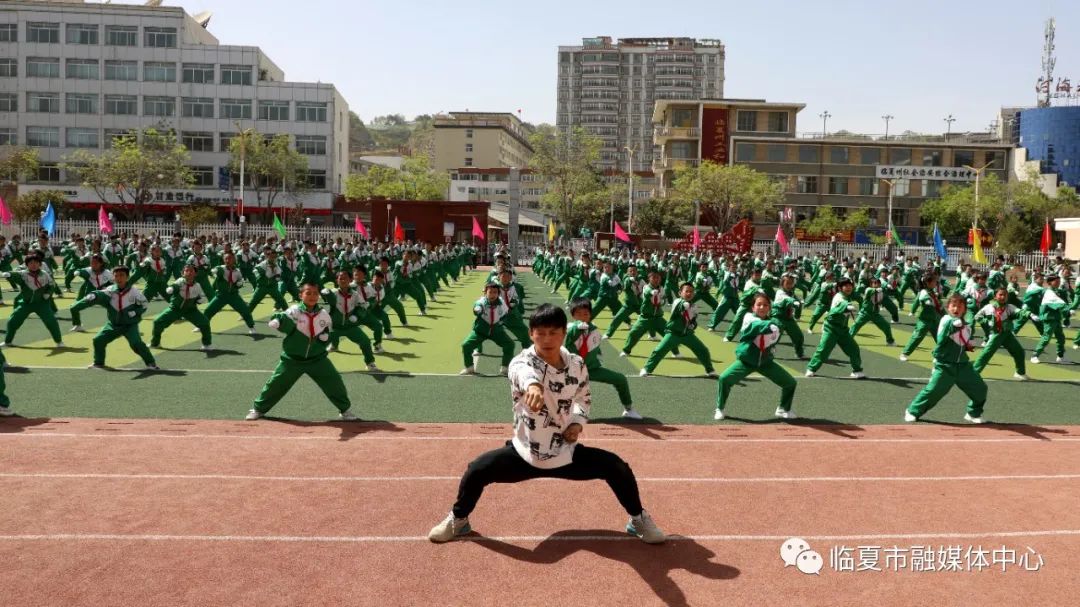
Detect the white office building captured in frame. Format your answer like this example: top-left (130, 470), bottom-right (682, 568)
top-left (0, 0), bottom-right (349, 217)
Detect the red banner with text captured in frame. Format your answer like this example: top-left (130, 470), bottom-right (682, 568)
top-left (700, 107), bottom-right (730, 165)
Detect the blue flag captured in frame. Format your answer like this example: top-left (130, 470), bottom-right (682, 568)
top-left (932, 223), bottom-right (947, 260)
top-left (41, 201), bottom-right (56, 236)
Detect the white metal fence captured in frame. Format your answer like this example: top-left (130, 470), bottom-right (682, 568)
top-left (0, 220), bottom-right (365, 243)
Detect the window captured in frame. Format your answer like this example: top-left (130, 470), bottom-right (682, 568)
top-left (465, 143), bottom-right (473, 152)
top-left (736, 111), bottom-right (757, 132)
top-left (923, 180), bottom-right (941, 198)
top-left (27, 22), bottom-right (59, 44)
top-left (191, 166), bottom-right (214, 187)
top-left (465, 129), bottom-right (473, 139)
top-left (0, 24), bottom-right (17, 42)
top-left (0, 129), bottom-right (15, 146)
top-left (220, 65), bottom-right (252, 86)
top-left (27, 57), bottom-right (59, 78)
top-left (66, 93), bottom-right (98, 114)
top-left (182, 132), bottom-right (214, 152)
top-left (464, 158), bottom-right (473, 167)
top-left (257, 100), bottom-right (289, 121)
top-left (26, 126), bottom-right (60, 148)
top-left (796, 176), bottom-right (818, 193)
top-left (182, 63), bottom-right (214, 83)
top-left (305, 170), bottom-right (327, 190)
top-left (27, 92), bottom-right (59, 113)
top-left (890, 148), bottom-right (912, 165)
top-left (858, 178), bottom-right (879, 196)
top-left (66, 128), bottom-right (99, 149)
top-left (767, 144), bottom-right (786, 162)
top-left (768, 112), bottom-right (789, 133)
top-left (105, 95), bottom-right (137, 115)
top-left (829, 147), bottom-right (849, 164)
top-left (0, 94), bottom-right (15, 113)
top-left (144, 27), bottom-right (176, 48)
top-left (985, 150), bottom-right (1006, 170)
top-left (953, 150), bottom-right (975, 168)
top-left (296, 102), bottom-right (327, 122)
top-left (798, 145), bottom-right (819, 163)
top-left (66, 24), bottom-right (98, 45)
top-left (34, 163), bottom-right (61, 183)
top-left (730, 141), bottom-right (756, 160)
top-left (892, 179), bottom-right (910, 196)
top-left (828, 177), bottom-right (849, 194)
top-left (671, 108), bottom-right (695, 127)
top-left (144, 96), bottom-right (175, 117)
top-left (220, 99), bottom-right (252, 119)
top-left (182, 97), bottom-right (214, 118)
top-left (859, 147), bottom-right (881, 165)
top-left (0, 59), bottom-right (16, 77)
top-left (66, 59), bottom-right (99, 80)
top-left (104, 130), bottom-right (133, 149)
top-left (143, 62), bottom-right (176, 82)
top-left (105, 25), bottom-right (138, 47)
top-left (295, 135), bottom-right (327, 155)
top-left (219, 133), bottom-right (237, 152)
top-left (104, 60), bottom-right (137, 81)
top-left (922, 149), bottom-right (942, 167)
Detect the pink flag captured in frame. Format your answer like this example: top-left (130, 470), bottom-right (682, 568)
top-left (354, 215), bottom-right (370, 239)
top-left (691, 226), bottom-right (700, 248)
top-left (0, 196), bottom-right (11, 225)
top-left (98, 205), bottom-right (113, 234)
top-left (613, 222), bottom-right (631, 242)
top-left (775, 224), bottom-right (790, 255)
top-left (472, 216), bottom-right (485, 241)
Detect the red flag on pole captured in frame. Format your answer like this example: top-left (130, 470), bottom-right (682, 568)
top-left (613, 222), bottom-right (631, 242)
top-left (354, 215), bottom-right (369, 239)
top-left (1041, 218), bottom-right (1052, 256)
top-left (98, 205), bottom-right (113, 234)
top-left (691, 226), bottom-right (701, 249)
top-left (0, 196), bottom-right (11, 225)
top-left (775, 224), bottom-right (790, 255)
top-left (393, 217), bottom-right (405, 243)
top-left (472, 216), bottom-right (485, 241)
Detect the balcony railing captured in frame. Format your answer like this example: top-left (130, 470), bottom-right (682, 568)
top-left (654, 126), bottom-right (700, 138)
top-left (653, 157), bottom-right (701, 170)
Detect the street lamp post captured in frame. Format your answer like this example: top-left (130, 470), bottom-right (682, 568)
top-left (693, 200), bottom-right (701, 253)
top-left (881, 114), bottom-right (894, 140)
top-left (624, 145), bottom-right (635, 230)
top-left (880, 177), bottom-right (897, 260)
top-left (962, 162), bottom-right (993, 241)
top-left (819, 111), bottom-right (832, 137)
top-left (385, 203), bottom-right (392, 242)
top-left (943, 114), bottom-right (956, 141)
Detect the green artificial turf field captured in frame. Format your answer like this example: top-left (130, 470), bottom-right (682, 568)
top-left (1, 268), bottom-right (1077, 425)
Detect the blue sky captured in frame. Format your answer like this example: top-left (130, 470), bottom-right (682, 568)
top-left (175, 0), bottom-right (1078, 134)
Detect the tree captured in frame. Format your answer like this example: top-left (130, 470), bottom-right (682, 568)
top-left (177, 204), bottom-right (219, 226)
top-left (528, 125), bottom-right (605, 236)
top-left (574, 182), bottom-right (629, 233)
top-left (228, 130), bottom-right (309, 223)
top-left (0, 146), bottom-right (40, 184)
top-left (407, 115), bottom-right (436, 158)
top-left (64, 128), bottom-right (194, 221)
top-left (919, 173), bottom-right (1009, 239)
top-left (798, 206), bottom-right (871, 237)
top-left (632, 197), bottom-right (692, 237)
top-left (343, 154), bottom-right (448, 201)
top-left (348, 111), bottom-right (376, 152)
top-left (10, 189), bottom-right (67, 221)
top-left (669, 161), bottom-right (785, 233)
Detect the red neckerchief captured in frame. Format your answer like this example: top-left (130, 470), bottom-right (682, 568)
top-left (993, 305), bottom-right (1005, 333)
top-left (929, 290), bottom-right (942, 313)
top-left (358, 284), bottom-right (369, 302)
top-left (184, 281), bottom-right (193, 300)
top-left (339, 289), bottom-right (350, 316)
top-left (304, 308), bottom-right (318, 342)
top-left (117, 288), bottom-right (125, 313)
top-left (30, 271), bottom-right (41, 290)
top-left (226, 268), bottom-right (236, 285)
top-left (488, 301), bottom-right (495, 335)
top-left (154, 259), bottom-right (162, 273)
top-left (955, 320), bottom-right (971, 349)
top-left (682, 301), bottom-right (692, 326)
top-left (577, 324), bottom-right (590, 358)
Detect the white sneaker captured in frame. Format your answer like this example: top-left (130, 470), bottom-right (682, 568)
top-left (418, 311), bottom-right (426, 317)
top-left (459, 367), bottom-right (476, 375)
top-left (248, 327), bottom-right (257, 335)
top-left (0, 406), bottom-right (14, 417)
top-left (775, 407), bottom-right (797, 420)
top-left (722, 337), bottom-right (731, 343)
top-left (498, 365), bottom-right (508, 375)
top-left (428, 512), bottom-right (471, 543)
top-left (618, 351), bottom-right (628, 358)
top-left (622, 408), bottom-right (643, 420)
top-left (706, 370), bottom-right (718, 378)
top-left (707, 326), bottom-right (716, 332)
top-left (54, 341), bottom-right (66, 348)
top-left (806, 328), bottom-right (814, 334)
top-left (670, 352), bottom-right (680, 358)
top-left (87, 364), bottom-right (105, 370)
top-left (638, 369), bottom-right (650, 377)
top-left (899, 354), bottom-right (908, 362)
top-left (904, 411), bottom-right (918, 423)
top-left (200, 345), bottom-right (210, 351)
top-left (0, 342), bottom-right (7, 348)
top-left (649, 335), bottom-right (657, 341)
top-left (1056, 356), bottom-right (1066, 363)
top-left (804, 370), bottom-right (816, 377)
top-left (627, 510), bottom-right (666, 544)
top-left (850, 372), bottom-right (866, 379)
top-left (327, 345), bottom-right (336, 353)
top-left (1030, 356), bottom-right (1041, 364)
top-left (339, 409), bottom-right (360, 421)
top-left (1014, 373), bottom-right (1029, 381)
top-left (367, 363), bottom-right (380, 372)
top-left (601, 334), bottom-right (609, 340)
top-left (191, 327), bottom-right (200, 333)
top-left (385, 332), bottom-right (394, 339)
top-left (1074, 344), bottom-right (1079, 350)
top-left (964, 413), bottom-right (986, 424)
top-left (373, 344), bottom-right (383, 353)
top-left (144, 365), bottom-right (160, 371)
top-left (69, 325), bottom-right (84, 333)
top-left (713, 409), bottom-right (725, 420)
top-left (245, 409), bottom-right (262, 421)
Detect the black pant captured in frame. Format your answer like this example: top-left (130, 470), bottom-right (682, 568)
top-left (452, 441), bottom-right (644, 518)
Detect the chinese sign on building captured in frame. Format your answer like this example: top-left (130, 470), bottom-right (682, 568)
top-left (876, 166), bottom-right (978, 181)
top-left (700, 107), bottom-right (730, 165)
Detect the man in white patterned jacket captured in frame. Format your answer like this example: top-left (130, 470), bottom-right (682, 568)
top-left (429, 303), bottom-right (665, 544)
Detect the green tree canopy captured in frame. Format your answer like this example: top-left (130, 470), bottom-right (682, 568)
top-left (10, 189), bottom-right (68, 221)
top-left (343, 154), bottom-right (448, 201)
top-left (669, 161), bottom-right (785, 233)
top-left (0, 146), bottom-right (40, 184)
top-left (633, 197), bottom-right (693, 237)
top-left (798, 206), bottom-right (871, 237)
top-left (228, 129), bottom-right (309, 222)
top-left (528, 125), bottom-right (605, 236)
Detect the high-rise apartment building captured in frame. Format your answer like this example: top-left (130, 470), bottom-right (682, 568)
top-left (556, 36), bottom-right (724, 171)
top-left (0, 0), bottom-right (349, 218)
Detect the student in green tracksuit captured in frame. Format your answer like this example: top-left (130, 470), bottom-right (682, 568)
top-left (900, 273), bottom-right (945, 361)
top-left (186, 241), bottom-right (216, 300)
top-left (246, 281), bottom-right (360, 421)
top-left (150, 265), bottom-right (212, 350)
top-left (593, 262), bottom-right (623, 319)
top-left (640, 282), bottom-right (717, 377)
top-left (395, 251), bottom-right (428, 315)
top-left (203, 252), bottom-right (257, 333)
top-left (850, 276), bottom-right (896, 346)
top-left (566, 298), bottom-right (641, 420)
top-left (322, 271), bottom-right (379, 370)
top-left (1013, 274), bottom-right (1045, 336)
top-left (459, 282), bottom-right (516, 375)
top-left (805, 272), bottom-right (837, 334)
top-left (1, 253), bottom-right (65, 348)
top-left (75, 254), bottom-right (113, 301)
top-left (605, 265), bottom-right (643, 338)
top-left (70, 266), bottom-right (158, 370)
top-left (249, 247), bottom-right (289, 312)
top-left (278, 246), bottom-right (303, 303)
top-left (350, 266), bottom-right (386, 349)
top-left (708, 261), bottom-right (740, 331)
top-left (724, 268), bottom-right (764, 341)
top-left (691, 261), bottom-right (719, 313)
top-left (498, 269), bottom-right (531, 348)
top-left (715, 292), bottom-right (798, 421)
top-left (378, 257), bottom-right (409, 326)
top-left (805, 277), bottom-right (865, 378)
top-left (771, 274), bottom-right (805, 359)
top-left (620, 270), bottom-right (669, 357)
top-left (131, 245), bottom-right (172, 302)
top-left (1032, 273), bottom-right (1071, 364)
top-left (905, 293), bottom-right (988, 424)
top-left (972, 288), bottom-right (1027, 379)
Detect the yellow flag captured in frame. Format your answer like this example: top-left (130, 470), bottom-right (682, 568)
top-left (548, 220), bottom-right (556, 242)
top-left (971, 227), bottom-right (986, 264)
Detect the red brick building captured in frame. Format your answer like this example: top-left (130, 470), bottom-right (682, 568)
top-left (334, 199), bottom-right (489, 244)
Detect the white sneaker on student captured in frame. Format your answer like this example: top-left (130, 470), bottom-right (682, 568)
top-left (245, 409), bottom-right (262, 421)
top-left (69, 325), bottom-right (84, 333)
top-left (54, 341), bottom-right (66, 348)
top-left (1056, 356), bottom-right (1066, 363)
top-left (459, 367), bottom-right (476, 375)
top-left (498, 365), bottom-right (508, 376)
top-left (670, 351), bottom-right (681, 358)
top-left (367, 363), bottom-right (380, 372)
top-left (327, 345), bottom-right (336, 353)
top-left (775, 407), bottom-right (797, 420)
top-left (87, 363), bottom-right (105, 370)
top-left (1030, 356), bottom-right (1041, 364)
top-left (191, 327), bottom-right (200, 333)
top-left (964, 413), bottom-right (986, 424)
top-left (428, 512), bottom-right (471, 543)
top-left (899, 354), bottom-right (909, 362)
top-left (806, 328), bottom-right (814, 334)
top-left (418, 311), bottom-right (426, 317)
top-left (385, 332), bottom-right (394, 339)
top-left (339, 409), bottom-right (360, 421)
top-left (713, 409), bottom-right (725, 420)
top-left (706, 370), bottom-right (719, 378)
top-left (373, 344), bottom-right (383, 353)
top-left (144, 365), bottom-right (160, 371)
top-left (622, 408), bottom-right (643, 420)
top-left (804, 370), bottom-right (816, 377)
top-left (0, 406), bottom-right (14, 417)
top-left (618, 351), bottom-right (628, 358)
top-left (200, 345), bottom-right (210, 351)
top-left (722, 337), bottom-right (731, 343)
top-left (904, 411), bottom-right (918, 423)
top-left (0, 342), bottom-right (8, 348)
top-left (601, 334), bottom-right (609, 340)
top-left (248, 327), bottom-right (257, 335)
top-left (850, 372), bottom-right (866, 379)
top-left (627, 510), bottom-right (666, 544)
top-left (1013, 373), bottom-right (1029, 381)
top-left (638, 369), bottom-right (650, 377)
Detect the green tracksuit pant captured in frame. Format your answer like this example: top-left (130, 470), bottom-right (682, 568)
top-left (709, 295), bottom-right (738, 330)
top-left (1035, 321), bottom-right (1067, 358)
top-left (907, 361), bottom-right (987, 418)
top-left (643, 333), bottom-right (714, 374)
top-left (716, 359), bottom-right (796, 412)
top-left (902, 320), bottom-right (939, 356)
top-left (778, 318), bottom-right (805, 358)
top-left (249, 284), bottom-right (289, 312)
top-left (151, 307), bottom-right (211, 347)
top-left (462, 327), bottom-right (514, 368)
top-left (973, 332), bottom-right (1026, 375)
top-left (605, 306), bottom-right (636, 337)
top-left (621, 316), bottom-right (666, 355)
top-left (330, 325), bottom-right (376, 365)
top-left (807, 326), bottom-right (863, 373)
top-left (4, 301), bottom-right (62, 344)
top-left (205, 292), bottom-right (256, 328)
top-left (503, 313), bottom-right (531, 348)
top-left (587, 364), bottom-right (632, 408)
top-left (93, 322), bottom-right (156, 367)
top-left (850, 312), bottom-right (895, 344)
top-left (401, 282), bottom-right (427, 313)
top-left (724, 306), bottom-right (750, 340)
top-left (253, 355), bottom-right (351, 414)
